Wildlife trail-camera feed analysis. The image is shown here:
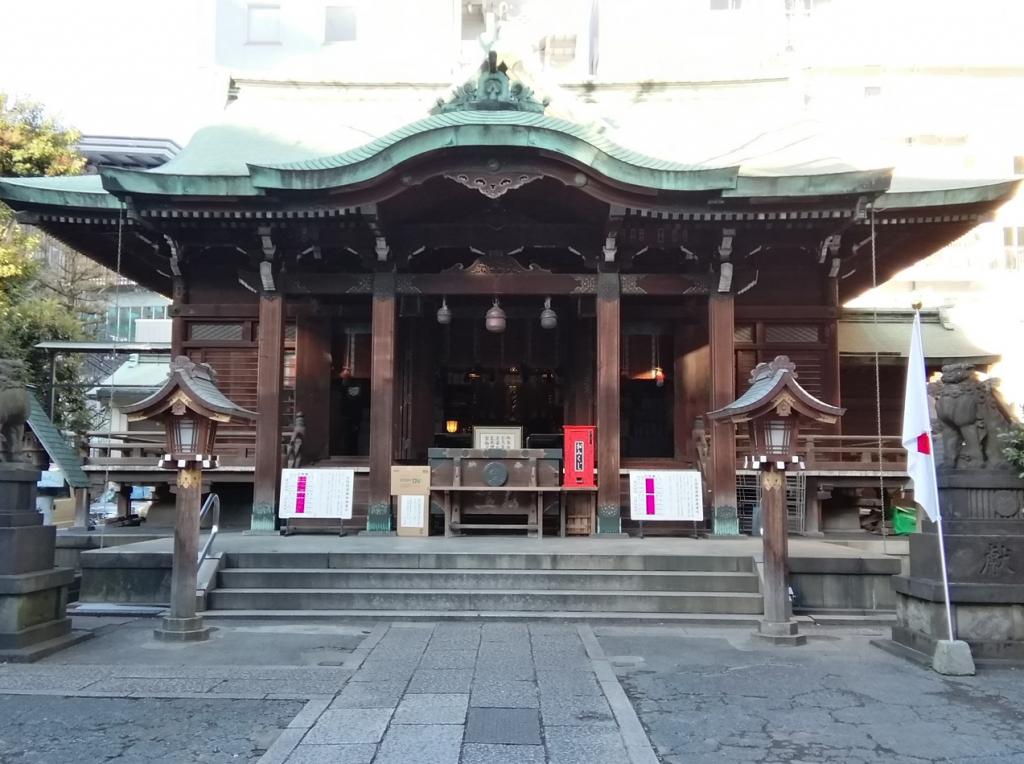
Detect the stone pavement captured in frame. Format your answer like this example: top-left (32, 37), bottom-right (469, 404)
top-left (597, 623), bottom-right (1024, 764)
top-left (0, 617), bottom-right (657, 763)
top-left (267, 621), bottom-right (657, 764)
top-left (3, 616), bottom-right (1024, 762)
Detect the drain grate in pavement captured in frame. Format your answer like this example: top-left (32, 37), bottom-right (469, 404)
top-left (464, 707), bottom-right (542, 745)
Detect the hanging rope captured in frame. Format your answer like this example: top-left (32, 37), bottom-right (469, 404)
top-left (869, 204), bottom-right (889, 554)
top-left (99, 201), bottom-right (126, 548)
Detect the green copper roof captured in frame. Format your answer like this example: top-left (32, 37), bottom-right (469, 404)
top-left (27, 390), bottom-right (89, 489)
top-left (246, 110), bottom-right (739, 192)
top-left (0, 174), bottom-right (120, 210)
top-left (876, 178), bottom-right (1022, 209)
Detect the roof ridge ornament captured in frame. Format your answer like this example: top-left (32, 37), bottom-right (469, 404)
top-left (432, 50), bottom-right (548, 115)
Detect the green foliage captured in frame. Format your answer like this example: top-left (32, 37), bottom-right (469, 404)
top-left (0, 94), bottom-right (85, 177)
top-left (0, 94), bottom-right (92, 435)
top-left (1001, 422), bottom-right (1024, 479)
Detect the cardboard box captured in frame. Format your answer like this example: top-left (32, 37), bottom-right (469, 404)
top-left (390, 465), bottom-right (431, 496)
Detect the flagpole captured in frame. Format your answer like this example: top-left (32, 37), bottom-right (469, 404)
top-left (912, 306), bottom-right (956, 643)
top-left (934, 504), bottom-right (956, 643)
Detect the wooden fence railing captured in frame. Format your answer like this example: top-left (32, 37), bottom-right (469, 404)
top-left (735, 433), bottom-right (906, 471)
top-left (84, 428), bottom-right (291, 468)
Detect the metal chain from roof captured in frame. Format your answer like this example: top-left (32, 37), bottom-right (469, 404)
top-left (99, 201), bottom-right (126, 547)
top-left (870, 204), bottom-right (889, 554)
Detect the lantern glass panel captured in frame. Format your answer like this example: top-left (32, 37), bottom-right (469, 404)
top-left (766, 419), bottom-right (789, 454)
top-left (175, 415), bottom-right (198, 453)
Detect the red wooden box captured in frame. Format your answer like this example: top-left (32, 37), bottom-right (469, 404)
top-left (563, 425), bottom-right (595, 487)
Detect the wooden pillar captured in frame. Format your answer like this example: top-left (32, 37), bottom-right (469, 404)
top-left (251, 291), bottom-right (284, 532)
top-left (756, 467), bottom-right (805, 644)
top-left (295, 315), bottom-right (332, 463)
top-left (367, 273), bottom-right (396, 533)
top-left (154, 464), bottom-right (209, 641)
top-left (596, 273), bottom-right (622, 535)
top-left (824, 277), bottom-right (842, 432)
top-left (709, 293), bottom-right (738, 532)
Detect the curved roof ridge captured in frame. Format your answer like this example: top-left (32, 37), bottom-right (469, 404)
top-left (250, 110), bottom-right (729, 176)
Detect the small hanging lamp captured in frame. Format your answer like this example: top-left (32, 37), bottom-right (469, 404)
top-left (436, 297), bottom-right (452, 325)
top-left (539, 297), bottom-right (557, 330)
top-left (485, 298), bottom-right (506, 333)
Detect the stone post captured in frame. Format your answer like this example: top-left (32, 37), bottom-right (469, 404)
top-left (0, 466), bottom-right (86, 661)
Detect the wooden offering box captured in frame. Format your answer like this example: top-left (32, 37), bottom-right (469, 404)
top-left (428, 448), bottom-right (562, 537)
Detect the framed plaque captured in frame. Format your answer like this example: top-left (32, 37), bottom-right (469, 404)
top-left (628, 470), bottom-right (704, 522)
top-left (472, 426), bottom-right (523, 450)
top-left (279, 468), bottom-right (354, 519)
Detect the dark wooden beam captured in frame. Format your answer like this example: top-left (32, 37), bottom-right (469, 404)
top-left (295, 315), bottom-right (332, 462)
top-left (252, 290), bottom-right (285, 532)
top-left (708, 293), bottom-right (737, 527)
top-left (596, 272), bottom-right (622, 534)
top-left (282, 271), bottom-right (708, 297)
top-left (367, 273), bottom-right (397, 533)
top-left (393, 222), bottom-right (598, 252)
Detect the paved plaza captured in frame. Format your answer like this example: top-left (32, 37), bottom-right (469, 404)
top-left (0, 616), bottom-right (1022, 763)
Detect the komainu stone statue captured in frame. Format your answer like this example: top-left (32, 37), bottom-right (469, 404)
top-left (0, 360), bottom-right (30, 464)
top-left (930, 363), bottom-right (1014, 469)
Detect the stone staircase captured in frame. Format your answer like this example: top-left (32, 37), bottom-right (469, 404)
top-left (204, 551), bottom-right (764, 620)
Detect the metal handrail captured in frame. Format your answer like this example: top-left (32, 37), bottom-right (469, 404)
top-left (197, 493), bottom-right (221, 567)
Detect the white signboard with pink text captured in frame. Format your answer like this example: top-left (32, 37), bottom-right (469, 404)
top-left (279, 468), bottom-right (354, 519)
top-left (628, 470), bottom-right (703, 522)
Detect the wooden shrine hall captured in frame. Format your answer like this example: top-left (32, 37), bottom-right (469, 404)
top-left (1, 51), bottom-right (1018, 537)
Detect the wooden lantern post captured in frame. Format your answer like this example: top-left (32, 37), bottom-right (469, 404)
top-left (708, 356), bottom-right (843, 645)
top-left (121, 357), bottom-right (256, 642)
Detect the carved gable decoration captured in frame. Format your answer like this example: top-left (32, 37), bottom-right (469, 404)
top-left (443, 252), bottom-right (552, 275)
top-left (433, 50), bottom-right (548, 115)
top-left (445, 170), bottom-right (541, 199)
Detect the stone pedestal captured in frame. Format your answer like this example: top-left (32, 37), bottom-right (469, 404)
top-left (0, 466), bottom-right (89, 661)
top-left (889, 469), bottom-right (1024, 663)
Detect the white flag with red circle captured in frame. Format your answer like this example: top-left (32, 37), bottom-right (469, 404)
top-left (901, 312), bottom-right (941, 522)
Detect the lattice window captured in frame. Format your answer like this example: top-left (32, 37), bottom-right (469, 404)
top-left (764, 324), bottom-right (819, 344)
top-left (734, 324), bottom-right (755, 343)
top-left (189, 322), bottom-right (244, 342)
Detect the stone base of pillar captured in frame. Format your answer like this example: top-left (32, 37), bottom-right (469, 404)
top-left (248, 501), bottom-right (278, 533)
top-left (595, 505), bottom-right (622, 535)
top-left (752, 619), bottom-right (806, 646)
top-left (154, 615), bottom-right (212, 642)
top-left (709, 506), bottom-right (743, 537)
top-left (366, 502), bottom-right (393, 534)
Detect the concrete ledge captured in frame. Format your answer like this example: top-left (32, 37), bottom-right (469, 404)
top-left (0, 616), bottom-right (73, 650)
top-left (81, 550), bottom-right (172, 569)
top-left (0, 629), bottom-right (91, 663)
top-left (789, 556), bottom-right (901, 575)
top-left (893, 575), bottom-right (1024, 604)
top-left (0, 567), bottom-right (74, 595)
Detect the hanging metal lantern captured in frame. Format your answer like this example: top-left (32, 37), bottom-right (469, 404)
top-left (436, 297), bottom-right (452, 325)
top-left (485, 298), bottom-right (506, 333)
top-left (539, 296), bottom-right (557, 330)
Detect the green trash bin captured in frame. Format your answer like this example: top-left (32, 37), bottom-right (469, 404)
top-left (890, 505), bottom-right (917, 535)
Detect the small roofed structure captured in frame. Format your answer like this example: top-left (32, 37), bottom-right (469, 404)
top-left (121, 356), bottom-right (256, 469)
top-left (709, 355), bottom-right (845, 469)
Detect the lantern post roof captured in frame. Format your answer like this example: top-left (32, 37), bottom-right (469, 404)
top-left (707, 355), bottom-right (845, 425)
top-left (120, 355), bottom-right (257, 424)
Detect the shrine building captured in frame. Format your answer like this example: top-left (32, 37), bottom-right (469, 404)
top-left (1, 51), bottom-right (1018, 537)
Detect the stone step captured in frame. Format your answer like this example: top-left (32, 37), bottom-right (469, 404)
top-left (223, 552), bottom-right (755, 573)
top-left (218, 567), bottom-right (761, 593)
top-left (202, 609), bottom-right (772, 625)
top-left (207, 588), bottom-right (765, 614)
